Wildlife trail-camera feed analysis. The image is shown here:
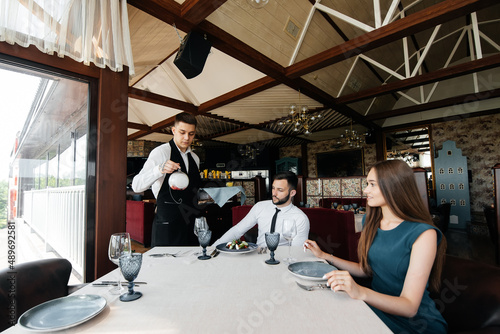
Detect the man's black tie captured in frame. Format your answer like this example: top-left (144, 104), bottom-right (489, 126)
top-left (270, 207), bottom-right (280, 233)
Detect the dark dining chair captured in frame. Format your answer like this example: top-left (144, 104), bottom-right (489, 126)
top-left (0, 258), bottom-right (78, 331)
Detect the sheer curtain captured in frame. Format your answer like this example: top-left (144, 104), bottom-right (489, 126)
top-left (0, 0), bottom-right (135, 76)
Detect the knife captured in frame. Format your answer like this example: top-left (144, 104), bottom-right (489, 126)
top-left (212, 250), bottom-right (220, 258)
top-left (209, 249), bottom-right (218, 257)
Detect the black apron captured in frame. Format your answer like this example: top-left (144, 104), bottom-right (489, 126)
top-left (152, 140), bottom-right (201, 246)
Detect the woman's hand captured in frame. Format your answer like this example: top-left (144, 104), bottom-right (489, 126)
top-left (303, 239), bottom-right (327, 259)
top-left (324, 270), bottom-right (364, 299)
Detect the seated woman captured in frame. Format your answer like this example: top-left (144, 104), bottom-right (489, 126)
top-left (305, 159), bottom-right (447, 334)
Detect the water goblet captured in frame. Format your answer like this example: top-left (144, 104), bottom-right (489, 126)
top-left (352, 203), bottom-right (359, 214)
top-left (194, 217), bottom-right (209, 236)
top-left (108, 232), bottom-right (131, 295)
top-left (282, 219), bottom-right (297, 264)
top-left (264, 232), bottom-right (280, 265)
top-left (333, 202), bottom-right (338, 209)
top-left (197, 229), bottom-right (212, 260)
top-left (119, 253), bottom-right (143, 302)
top-left (343, 204), bottom-right (350, 211)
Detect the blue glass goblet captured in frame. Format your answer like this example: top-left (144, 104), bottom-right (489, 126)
top-left (198, 230), bottom-right (212, 260)
top-left (352, 203), bottom-right (359, 214)
top-left (119, 253), bottom-right (143, 302)
top-left (333, 202), bottom-right (338, 209)
top-left (265, 232), bottom-right (280, 265)
top-left (343, 204), bottom-right (350, 211)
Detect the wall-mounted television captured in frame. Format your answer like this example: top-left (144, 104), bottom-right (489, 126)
top-left (316, 149), bottom-right (364, 177)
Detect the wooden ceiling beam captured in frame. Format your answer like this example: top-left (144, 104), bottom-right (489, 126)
top-left (285, 0), bottom-right (498, 79)
top-left (338, 53), bottom-right (500, 105)
top-left (128, 87), bottom-right (198, 113)
top-left (181, 0), bottom-right (227, 25)
top-left (198, 76), bottom-right (279, 113)
top-left (128, 122), bottom-right (151, 131)
top-left (127, 0), bottom-right (193, 32)
top-left (367, 88), bottom-right (500, 121)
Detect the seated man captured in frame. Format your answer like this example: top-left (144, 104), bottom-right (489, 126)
top-left (212, 171), bottom-right (310, 247)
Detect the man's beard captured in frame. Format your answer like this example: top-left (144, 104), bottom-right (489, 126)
top-left (273, 192), bottom-right (290, 206)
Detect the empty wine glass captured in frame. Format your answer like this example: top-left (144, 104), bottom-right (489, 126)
top-left (352, 203), bottom-right (359, 214)
top-left (264, 232), bottom-right (280, 265)
top-left (282, 219), bottom-right (297, 264)
top-left (119, 253), bottom-right (143, 302)
top-left (108, 233), bottom-right (131, 295)
top-left (197, 229), bottom-right (212, 260)
top-left (194, 217), bottom-right (208, 236)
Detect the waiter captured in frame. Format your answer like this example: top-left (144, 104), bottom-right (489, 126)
top-left (132, 112), bottom-right (201, 246)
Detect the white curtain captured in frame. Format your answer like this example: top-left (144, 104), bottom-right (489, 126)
top-left (0, 0), bottom-right (135, 76)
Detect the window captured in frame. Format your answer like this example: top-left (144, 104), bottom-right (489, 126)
top-left (460, 199), bottom-right (466, 206)
top-left (439, 168), bottom-right (445, 174)
top-left (448, 167), bottom-right (454, 174)
top-left (440, 184), bottom-right (446, 190)
top-left (449, 184), bottom-right (455, 190)
top-left (458, 183), bottom-right (464, 190)
top-left (450, 199), bottom-right (456, 206)
top-left (440, 198), bottom-right (447, 204)
top-left (457, 167), bottom-right (463, 174)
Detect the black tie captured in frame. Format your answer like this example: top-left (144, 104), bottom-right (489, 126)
top-left (270, 208), bottom-right (280, 233)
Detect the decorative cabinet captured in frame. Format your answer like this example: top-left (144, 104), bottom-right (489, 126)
top-left (434, 140), bottom-right (471, 229)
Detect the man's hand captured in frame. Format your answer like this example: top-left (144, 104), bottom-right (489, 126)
top-left (159, 160), bottom-right (181, 174)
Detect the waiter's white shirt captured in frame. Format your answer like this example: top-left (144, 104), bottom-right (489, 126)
top-left (131, 142), bottom-right (200, 198)
top-left (212, 200), bottom-right (310, 247)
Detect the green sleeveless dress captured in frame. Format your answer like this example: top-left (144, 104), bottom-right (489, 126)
top-left (367, 221), bottom-right (447, 333)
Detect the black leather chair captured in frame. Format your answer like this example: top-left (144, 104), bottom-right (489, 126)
top-left (431, 203), bottom-right (451, 234)
top-left (431, 255), bottom-right (500, 333)
top-left (0, 258), bottom-right (78, 331)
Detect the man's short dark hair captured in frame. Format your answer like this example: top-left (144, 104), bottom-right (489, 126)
top-left (175, 112), bottom-right (197, 127)
top-left (274, 171), bottom-right (298, 190)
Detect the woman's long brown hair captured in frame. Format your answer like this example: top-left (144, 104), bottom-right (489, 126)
top-left (357, 160), bottom-right (446, 292)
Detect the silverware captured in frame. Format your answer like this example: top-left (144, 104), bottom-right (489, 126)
top-left (149, 250), bottom-right (190, 257)
top-left (295, 281), bottom-right (330, 291)
top-left (212, 250), bottom-right (220, 258)
top-left (92, 282), bottom-right (143, 287)
top-left (209, 249), bottom-right (217, 257)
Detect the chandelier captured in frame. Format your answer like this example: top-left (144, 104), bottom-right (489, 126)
top-left (239, 145), bottom-right (259, 159)
top-left (278, 91), bottom-right (322, 135)
top-left (190, 139), bottom-right (203, 151)
top-left (340, 119), bottom-right (365, 148)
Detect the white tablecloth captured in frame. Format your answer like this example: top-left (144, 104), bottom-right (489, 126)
top-left (6, 247), bottom-right (390, 333)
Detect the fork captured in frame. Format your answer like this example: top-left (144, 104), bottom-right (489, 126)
top-left (295, 281), bottom-right (330, 291)
top-left (149, 250), bottom-right (190, 257)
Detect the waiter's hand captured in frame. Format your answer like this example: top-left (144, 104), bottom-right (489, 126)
top-left (159, 160), bottom-right (180, 174)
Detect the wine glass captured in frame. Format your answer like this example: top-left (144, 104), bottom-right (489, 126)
top-left (282, 219), bottom-right (297, 264)
top-left (108, 233), bottom-right (131, 294)
top-left (264, 232), bottom-right (280, 265)
top-left (194, 217), bottom-right (208, 236)
top-left (352, 203), bottom-right (359, 214)
top-left (333, 202), bottom-right (338, 209)
top-left (119, 253), bottom-right (143, 302)
top-left (197, 229), bottom-right (212, 260)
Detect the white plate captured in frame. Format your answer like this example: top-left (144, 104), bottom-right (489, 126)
top-left (18, 294), bottom-right (106, 332)
top-left (215, 242), bottom-right (258, 254)
top-left (288, 261), bottom-right (337, 281)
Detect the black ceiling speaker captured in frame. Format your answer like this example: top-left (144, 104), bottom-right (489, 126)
top-left (174, 31), bottom-right (212, 79)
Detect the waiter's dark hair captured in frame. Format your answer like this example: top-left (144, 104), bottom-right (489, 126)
top-left (175, 112), bottom-right (197, 127)
top-left (274, 171), bottom-right (298, 190)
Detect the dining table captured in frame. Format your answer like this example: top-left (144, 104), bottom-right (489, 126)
top-left (5, 246), bottom-right (391, 333)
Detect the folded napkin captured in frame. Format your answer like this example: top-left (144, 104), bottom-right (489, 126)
top-left (200, 186), bottom-right (246, 207)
